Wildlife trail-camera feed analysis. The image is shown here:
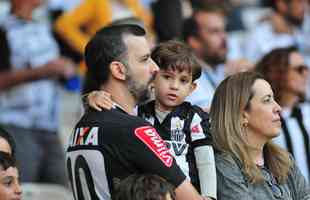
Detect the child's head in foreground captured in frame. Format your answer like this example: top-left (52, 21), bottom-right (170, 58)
top-left (113, 174), bottom-right (176, 200)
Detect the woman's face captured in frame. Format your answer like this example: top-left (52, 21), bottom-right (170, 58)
top-left (0, 138), bottom-right (12, 155)
top-left (285, 52), bottom-right (309, 96)
top-left (0, 167), bottom-right (21, 200)
top-left (243, 79), bottom-right (282, 146)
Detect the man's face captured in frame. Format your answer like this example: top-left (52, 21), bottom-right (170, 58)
top-left (285, 0), bottom-right (306, 27)
top-left (195, 11), bottom-right (227, 66)
top-left (123, 35), bottom-right (159, 104)
top-left (12, 0), bottom-right (43, 9)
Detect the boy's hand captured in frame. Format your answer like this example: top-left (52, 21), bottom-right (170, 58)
top-left (87, 90), bottom-right (113, 111)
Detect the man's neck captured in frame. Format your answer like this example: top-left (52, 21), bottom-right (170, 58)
top-left (197, 58), bottom-right (217, 71)
top-left (101, 84), bottom-right (136, 115)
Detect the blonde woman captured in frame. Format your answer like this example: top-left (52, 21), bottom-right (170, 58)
top-left (209, 71), bottom-right (310, 199)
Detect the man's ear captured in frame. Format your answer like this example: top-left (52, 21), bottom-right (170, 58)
top-left (187, 36), bottom-right (201, 50)
top-left (110, 61), bottom-right (126, 81)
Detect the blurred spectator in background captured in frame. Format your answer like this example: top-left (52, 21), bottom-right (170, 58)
top-left (210, 71), bottom-right (310, 199)
top-left (182, 3), bottom-right (252, 110)
top-left (0, 127), bottom-right (15, 157)
top-left (114, 174), bottom-right (176, 200)
top-left (48, 0), bottom-right (84, 66)
top-left (0, 152), bottom-right (22, 200)
top-left (152, 0), bottom-right (183, 42)
top-left (244, 0), bottom-right (308, 63)
top-left (0, 0), bottom-right (75, 185)
top-left (256, 46), bottom-right (310, 183)
top-left (54, 0), bottom-right (152, 62)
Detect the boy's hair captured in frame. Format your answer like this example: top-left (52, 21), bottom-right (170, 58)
top-left (113, 174), bottom-right (176, 200)
top-left (151, 40), bottom-right (201, 81)
top-left (0, 151), bottom-right (16, 170)
top-left (0, 126), bottom-right (16, 157)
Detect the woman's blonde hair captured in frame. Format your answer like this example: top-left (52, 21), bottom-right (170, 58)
top-left (210, 71), bottom-right (293, 183)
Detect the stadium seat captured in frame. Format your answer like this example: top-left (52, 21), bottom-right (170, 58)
top-left (22, 183), bottom-right (74, 200)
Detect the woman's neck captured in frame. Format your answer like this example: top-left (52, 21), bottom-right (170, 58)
top-left (249, 147), bottom-right (264, 166)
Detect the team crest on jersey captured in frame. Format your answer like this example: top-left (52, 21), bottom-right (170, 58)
top-left (70, 127), bottom-right (99, 146)
top-left (135, 126), bottom-right (173, 167)
top-left (170, 117), bottom-right (185, 142)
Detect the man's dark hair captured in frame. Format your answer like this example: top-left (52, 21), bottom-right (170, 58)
top-left (182, 16), bottom-right (199, 43)
top-left (0, 151), bottom-right (16, 170)
top-left (262, 0), bottom-right (294, 11)
top-left (84, 24), bottom-right (146, 92)
top-left (151, 40), bottom-right (201, 81)
top-left (0, 126), bottom-right (16, 157)
top-left (113, 174), bottom-right (176, 200)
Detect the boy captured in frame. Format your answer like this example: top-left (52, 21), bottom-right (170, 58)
top-left (87, 41), bottom-right (216, 199)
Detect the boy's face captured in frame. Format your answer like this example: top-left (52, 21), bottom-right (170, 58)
top-left (0, 167), bottom-right (21, 200)
top-left (153, 68), bottom-right (196, 111)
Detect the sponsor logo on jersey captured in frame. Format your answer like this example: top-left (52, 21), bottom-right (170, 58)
top-left (135, 126), bottom-right (173, 167)
top-left (69, 127), bottom-right (99, 146)
top-left (191, 124), bottom-right (201, 133)
top-left (190, 114), bottom-right (205, 141)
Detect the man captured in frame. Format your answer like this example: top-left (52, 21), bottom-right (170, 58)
top-left (183, 4), bottom-right (251, 110)
top-left (244, 0), bottom-right (308, 63)
top-left (0, 0), bottom-right (74, 185)
top-left (67, 24), bottom-right (207, 200)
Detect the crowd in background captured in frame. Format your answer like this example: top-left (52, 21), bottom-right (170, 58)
top-left (0, 0), bottom-right (310, 199)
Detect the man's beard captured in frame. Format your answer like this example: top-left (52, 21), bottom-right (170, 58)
top-left (203, 53), bottom-right (226, 67)
top-left (126, 70), bottom-right (155, 105)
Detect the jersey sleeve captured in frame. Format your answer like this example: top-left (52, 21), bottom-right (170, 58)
top-left (189, 106), bottom-right (212, 148)
top-left (120, 122), bottom-right (186, 187)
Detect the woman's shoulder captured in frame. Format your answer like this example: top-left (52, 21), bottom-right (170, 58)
top-left (215, 152), bottom-right (246, 182)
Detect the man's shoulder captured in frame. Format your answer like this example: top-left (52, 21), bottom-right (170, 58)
top-left (79, 109), bottom-right (151, 129)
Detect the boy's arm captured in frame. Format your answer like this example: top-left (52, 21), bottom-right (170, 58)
top-left (86, 90), bottom-right (113, 111)
top-left (194, 146), bottom-right (216, 199)
top-left (190, 106), bottom-right (217, 199)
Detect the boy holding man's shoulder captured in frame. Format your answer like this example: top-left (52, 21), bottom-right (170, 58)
top-left (87, 40), bottom-right (216, 199)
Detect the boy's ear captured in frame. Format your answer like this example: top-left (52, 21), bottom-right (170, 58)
top-left (110, 61), bottom-right (126, 81)
top-left (189, 82), bottom-right (197, 94)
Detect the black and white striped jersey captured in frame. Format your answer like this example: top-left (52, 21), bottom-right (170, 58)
top-left (138, 101), bottom-right (212, 192)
